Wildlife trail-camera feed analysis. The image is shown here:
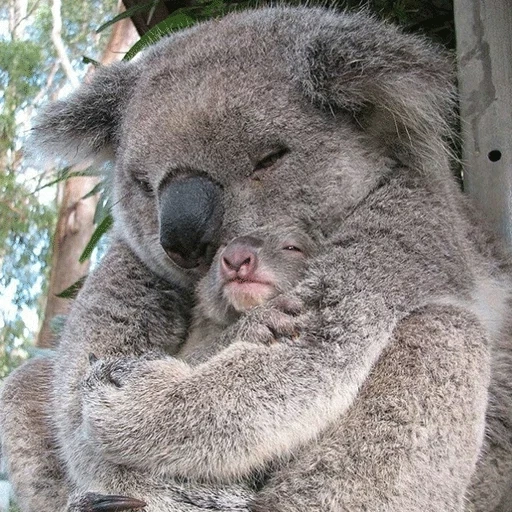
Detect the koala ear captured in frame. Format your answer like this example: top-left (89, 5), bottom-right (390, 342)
top-left (296, 11), bottom-right (455, 172)
top-left (30, 61), bottom-right (140, 165)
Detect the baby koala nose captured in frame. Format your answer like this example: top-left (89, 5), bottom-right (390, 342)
top-left (221, 248), bottom-right (256, 279)
top-left (220, 238), bottom-right (261, 280)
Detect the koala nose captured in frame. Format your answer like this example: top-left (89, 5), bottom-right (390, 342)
top-left (159, 176), bottom-right (223, 269)
top-left (220, 237), bottom-right (262, 280)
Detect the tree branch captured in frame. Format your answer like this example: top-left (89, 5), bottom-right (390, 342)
top-left (50, 0), bottom-right (79, 88)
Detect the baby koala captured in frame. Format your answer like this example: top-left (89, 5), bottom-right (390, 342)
top-left (179, 227), bottom-right (317, 364)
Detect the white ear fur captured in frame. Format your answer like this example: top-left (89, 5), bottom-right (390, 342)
top-left (28, 61), bottom-right (139, 167)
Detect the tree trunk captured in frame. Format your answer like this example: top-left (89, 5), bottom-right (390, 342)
top-left (36, 3), bottom-right (139, 348)
top-left (8, 0), bottom-right (28, 40)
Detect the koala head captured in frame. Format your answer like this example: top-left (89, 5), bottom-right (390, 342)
top-left (195, 226), bottom-right (317, 325)
top-left (31, 7), bottom-right (454, 285)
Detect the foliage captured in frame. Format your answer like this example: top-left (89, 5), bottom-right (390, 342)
top-left (123, 0), bottom-right (234, 59)
top-left (0, 0), bottom-right (120, 379)
top-left (8, 500), bottom-right (21, 512)
top-left (357, 0), bottom-right (455, 48)
top-left (0, 40), bottom-right (43, 149)
top-left (96, 0), bottom-right (160, 33)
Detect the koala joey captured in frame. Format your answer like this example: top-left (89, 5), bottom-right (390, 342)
top-left (1, 6), bottom-right (512, 512)
top-left (180, 227), bottom-right (317, 364)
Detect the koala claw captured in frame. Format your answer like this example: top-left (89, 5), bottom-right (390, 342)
top-left (70, 493), bottom-right (146, 512)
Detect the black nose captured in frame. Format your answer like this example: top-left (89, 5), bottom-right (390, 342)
top-left (159, 176), bottom-right (223, 269)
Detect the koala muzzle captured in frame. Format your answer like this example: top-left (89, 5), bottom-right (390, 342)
top-left (159, 175), bottom-right (223, 269)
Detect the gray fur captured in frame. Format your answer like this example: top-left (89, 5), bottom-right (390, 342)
top-left (1, 6), bottom-right (512, 512)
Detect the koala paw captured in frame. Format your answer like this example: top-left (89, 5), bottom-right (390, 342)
top-left (232, 294), bottom-right (314, 346)
top-left (80, 355), bottom-right (192, 462)
top-left (84, 352), bottom-right (167, 389)
top-left (68, 492), bottom-right (146, 512)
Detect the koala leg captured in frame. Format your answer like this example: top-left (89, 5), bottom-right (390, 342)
top-left (466, 329), bottom-right (512, 512)
top-left (250, 305), bottom-right (490, 512)
top-left (67, 478), bottom-right (254, 512)
top-left (0, 353), bottom-right (254, 512)
top-left (0, 357), bottom-right (70, 512)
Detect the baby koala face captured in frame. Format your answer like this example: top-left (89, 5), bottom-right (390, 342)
top-left (196, 227), bottom-right (317, 325)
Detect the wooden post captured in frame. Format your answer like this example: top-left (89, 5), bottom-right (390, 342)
top-left (454, 1), bottom-right (512, 244)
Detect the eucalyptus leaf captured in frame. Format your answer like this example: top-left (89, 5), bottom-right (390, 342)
top-left (56, 275), bottom-right (88, 299)
top-left (36, 167), bottom-right (100, 191)
top-left (93, 195), bottom-right (112, 225)
top-left (79, 214), bottom-right (113, 263)
top-left (123, 10), bottom-right (197, 61)
top-left (82, 180), bottom-right (105, 200)
top-left (96, 0), bottom-right (160, 33)
top-left (82, 56), bottom-right (101, 66)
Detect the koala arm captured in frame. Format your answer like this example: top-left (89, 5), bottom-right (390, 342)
top-left (82, 174), bottom-right (479, 483)
top-left (51, 238), bottom-right (194, 472)
top-left (249, 306), bottom-right (491, 512)
top-left (83, 337), bottom-right (376, 482)
top-left (55, 237), bottom-right (193, 362)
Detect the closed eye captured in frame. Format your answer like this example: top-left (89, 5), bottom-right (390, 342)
top-left (253, 147), bottom-right (289, 172)
top-left (134, 176), bottom-right (152, 194)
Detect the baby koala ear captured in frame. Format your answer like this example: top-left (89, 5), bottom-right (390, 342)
top-left (294, 10), bottom-right (455, 173)
top-left (29, 60), bottom-right (140, 166)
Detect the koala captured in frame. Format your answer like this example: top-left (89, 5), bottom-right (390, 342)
top-left (180, 227), bottom-right (317, 364)
top-left (1, 6), bottom-right (512, 512)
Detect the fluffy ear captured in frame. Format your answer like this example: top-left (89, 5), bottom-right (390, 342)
top-left (29, 61), bottom-right (140, 165)
top-left (295, 11), bottom-right (455, 173)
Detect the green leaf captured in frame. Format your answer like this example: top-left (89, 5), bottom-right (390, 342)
top-left (36, 167), bottom-right (100, 191)
top-left (82, 56), bottom-right (101, 67)
top-left (202, 0), bottom-right (228, 18)
top-left (82, 180), bottom-right (105, 200)
top-left (56, 275), bottom-right (88, 299)
top-left (79, 214), bottom-right (113, 263)
top-left (35, 166), bottom-right (71, 191)
top-left (122, 1), bottom-right (255, 61)
top-left (123, 9), bottom-right (197, 61)
top-left (96, 0), bottom-right (160, 33)
top-left (94, 200), bottom-right (108, 225)
top-left (93, 190), bottom-right (113, 224)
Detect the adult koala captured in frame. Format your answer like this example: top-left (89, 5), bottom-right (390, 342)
top-left (1, 6), bottom-right (512, 512)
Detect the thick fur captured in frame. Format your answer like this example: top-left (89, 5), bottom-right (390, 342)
top-left (1, 6), bottom-right (512, 512)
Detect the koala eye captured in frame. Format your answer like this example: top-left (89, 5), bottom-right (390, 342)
top-left (133, 175), bottom-right (152, 195)
top-left (282, 245), bottom-right (303, 253)
top-left (253, 147), bottom-right (289, 173)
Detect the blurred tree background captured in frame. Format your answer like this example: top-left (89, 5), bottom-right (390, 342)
top-left (0, 0), bottom-right (454, 379)
top-left (0, 0), bottom-right (121, 377)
